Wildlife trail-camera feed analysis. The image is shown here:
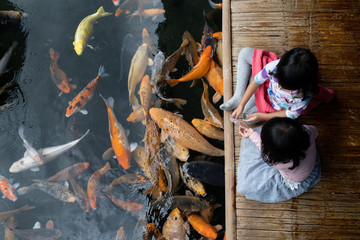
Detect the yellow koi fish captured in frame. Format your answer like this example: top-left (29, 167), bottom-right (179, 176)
top-left (73, 6), bottom-right (112, 55)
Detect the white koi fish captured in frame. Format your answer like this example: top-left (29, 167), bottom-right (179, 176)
top-left (10, 130), bottom-right (90, 173)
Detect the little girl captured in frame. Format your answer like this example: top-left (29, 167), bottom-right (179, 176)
top-left (236, 117), bottom-right (321, 203)
top-left (220, 47), bottom-right (320, 122)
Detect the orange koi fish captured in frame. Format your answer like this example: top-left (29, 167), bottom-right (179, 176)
top-left (66, 65), bottom-right (108, 117)
top-left (192, 118), bottom-right (224, 140)
top-left (187, 214), bottom-right (218, 239)
top-left (115, 0), bottom-right (136, 17)
top-left (213, 32), bottom-right (222, 40)
top-left (149, 108), bottom-right (224, 156)
top-left (38, 162), bottom-right (90, 182)
top-left (167, 45), bottom-right (213, 87)
top-left (69, 177), bottom-right (90, 213)
top-left (87, 162), bottom-right (110, 210)
top-left (201, 80), bottom-right (224, 128)
top-left (100, 94), bottom-right (132, 169)
top-left (49, 48), bottom-right (76, 96)
top-left (205, 60), bottom-right (223, 103)
top-left (104, 192), bottom-right (143, 212)
top-left (146, 223), bottom-right (165, 240)
top-left (0, 175), bottom-right (18, 201)
top-left (208, 0), bottom-right (222, 9)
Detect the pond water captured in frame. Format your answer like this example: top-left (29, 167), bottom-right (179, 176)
top-left (0, 0), bottom-right (224, 239)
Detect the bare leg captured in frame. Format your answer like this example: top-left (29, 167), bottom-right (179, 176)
top-left (220, 47), bottom-right (253, 111)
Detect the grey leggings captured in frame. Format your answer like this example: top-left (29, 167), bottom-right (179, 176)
top-left (220, 47), bottom-right (258, 117)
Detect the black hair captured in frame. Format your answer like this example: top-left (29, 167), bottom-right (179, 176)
top-left (260, 117), bottom-right (310, 170)
top-left (271, 47), bottom-right (319, 97)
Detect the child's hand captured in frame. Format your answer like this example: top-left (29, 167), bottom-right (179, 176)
top-left (243, 113), bottom-right (266, 122)
top-left (231, 104), bottom-right (244, 119)
top-left (238, 125), bottom-right (254, 138)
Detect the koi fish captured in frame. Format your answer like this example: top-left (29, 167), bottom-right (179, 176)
top-left (142, 28), bottom-right (157, 56)
top-left (179, 164), bottom-right (206, 197)
top-left (18, 125), bottom-right (43, 164)
top-left (153, 195), bottom-right (210, 212)
top-left (208, 0), bottom-right (223, 9)
top-left (13, 223), bottom-right (62, 240)
top-left (139, 75), bottom-right (153, 122)
top-left (162, 208), bottom-right (189, 240)
top-left (167, 45), bottom-right (213, 87)
top-left (0, 175), bottom-right (18, 201)
top-left (66, 65), bottom-right (108, 117)
top-left (0, 41), bottom-right (17, 77)
top-left (182, 31), bottom-right (200, 68)
top-left (132, 146), bottom-right (153, 183)
top-left (4, 216), bottom-right (17, 240)
top-left (0, 10), bottom-right (27, 21)
top-left (149, 108), bottom-right (224, 156)
top-left (0, 205), bottom-right (35, 223)
top-left (10, 130), bottom-right (90, 173)
top-left (213, 32), bottom-right (223, 67)
top-left (146, 223), bottom-right (165, 240)
top-left (192, 118), bottom-right (224, 140)
top-left (160, 148), bottom-right (180, 194)
top-left (186, 214), bottom-right (219, 239)
top-left (160, 131), bottom-right (189, 162)
top-left (49, 48), bottom-right (76, 96)
top-left (128, 43), bottom-right (153, 106)
top-left (73, 6), bottom-right (112, 55)
top-left (103, 173), bottom-right (147, 192)
top-left (100, 95), bottom-right (133, 169)
top-left (201, 80), bottom-right (224, 128)
top-left (104, 192), bottom-right (143, 212)
top-left (69, 177), bottom-right (90, 213)
top-left (115, 0), bottom-right (137, 17)
top-left (130, 8), bottom-right (165, 21)
top-left (127, 105), bottom-right (145, 123)
top-left (39, 162), bottom-right (90, 182)
top-left (151, 51), bottom-right (165, 82)
top-left (87, 162), bottom-right (111, 210)
top-left (185, 161), bottom-right (225, 187)
top-left (17, 181), bottom-right (76, 203)
top-left (200, 203), bottom-right (221, 224)
top-left (205, 60), bottom-right (223, 103)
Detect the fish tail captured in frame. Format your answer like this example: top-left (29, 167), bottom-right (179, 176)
top-left (97, 65), bottom-right (109, 78)
top-left (167, 79), bottom-right (179, 87)
top-left (208, 0), bottom-right (219, 9)
top-left (21, 205), bottom-right (36, 211)
top-left (18, 124), bottom-right (25, 140)
top-left (96, 6), bottom-right (113, 17)
top-left (17, 186), bottom-right (32, 195)
top-left (173, 98), bottom-right (187, 110)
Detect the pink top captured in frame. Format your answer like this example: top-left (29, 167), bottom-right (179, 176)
top-left (249, 125), bottom-right (318, 182)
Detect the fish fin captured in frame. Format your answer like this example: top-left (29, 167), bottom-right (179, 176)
top-left (32, 179), bottom-right (42, 182)
top-left (102, 147), bottom-right (114, 161)
top-left (167, 79), bottom-right (179, 87)
top-left (70, 84), bottom-right (77, 89)
top-left (17, 186), bottom-right (31, 195)
top-left (96, 6), bottom-right (113, 17)
top-left (87, 45), bottom-right (95, 50)
top-left (212, 92), bottom-right (222, 104)
top-left (126, 129), bottom-right (130, 136)
top-left (147, 58), bottom-right (153, 66)
top-left (30, 167), bottom-right (40, 172)
top-left (130, 142), bottom-right (138, 152)
top-left (58, 91), bottom-right (63, 97)
top-left (214, 224), bottom-right (223, 232)
top-left (33, 221), bottom-right (41, 229)
top-left (80, 109), bottom-right (88, 115)
top-left (171, 68), bottom-right (177, 73)
top-left (1, 194), bottom-right (5, 199)
top-left (190, 79), bottom-right (197, 88)
top-left (13, 183), bottom-right (20, 189)
top-left (113, 155), bottom-right (117, 159)
top-left (173, 98), bottom-right (187, 110)
top-left (107, 97), bottom-right (115, 109)
top-left (64, 181), bottom-right (69, 189)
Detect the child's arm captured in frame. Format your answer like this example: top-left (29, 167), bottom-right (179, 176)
top-left (244, 110), bottom-right (287, 122)
top-left (232, 80), bottom-right (260, 119)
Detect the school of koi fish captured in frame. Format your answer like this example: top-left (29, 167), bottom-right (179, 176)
top-left (0, 0), bottom-right (226, 239)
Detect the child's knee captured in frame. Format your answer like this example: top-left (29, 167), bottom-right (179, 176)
top-left (239, 47), bottom-right (253, 58)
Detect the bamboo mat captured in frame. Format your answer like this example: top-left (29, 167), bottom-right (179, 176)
top-left (225, 0), bottom-right (360, 239)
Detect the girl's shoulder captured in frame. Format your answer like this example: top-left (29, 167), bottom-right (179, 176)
top-left (303, 125), bottom-right (318, 139)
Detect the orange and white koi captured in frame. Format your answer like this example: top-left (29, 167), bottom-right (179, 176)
top-left (130, 8), bottom-right (165, 21)
top-left (100, 94), bottom-right (134, 169)
top-left (167, 45), bottom-right (213, 87)
top-left (0, 175), bottom-right (18, 201)
top-left (112, 0), bottom-right (120, 6)
top-left (49, 48), bottom-right (76, 96)
top-left (208, 0), bottom-right (222, 9)
top-left (187, 214), bottom-right (220, 239)
top-left (66, 65), bottom-right (108, 117)
top-left (87, 162), bottom-right (111, 210)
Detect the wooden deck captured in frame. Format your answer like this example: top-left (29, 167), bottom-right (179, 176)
top-left (223, 0), bottom-right (360, 239)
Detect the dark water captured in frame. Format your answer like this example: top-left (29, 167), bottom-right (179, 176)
top-left (0, 0), bottom-right (224, 239)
